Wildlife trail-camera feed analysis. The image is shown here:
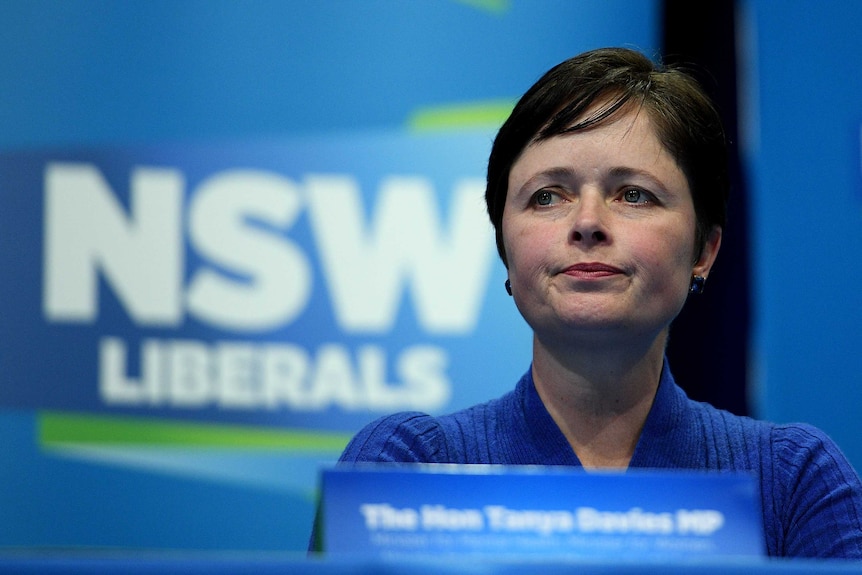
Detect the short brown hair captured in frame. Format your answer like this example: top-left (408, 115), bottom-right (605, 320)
top-left (485, 47), bottom-right (728, 266)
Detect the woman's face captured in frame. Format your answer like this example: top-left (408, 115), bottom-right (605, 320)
top-left (502, 104), bottom-right (721, 345)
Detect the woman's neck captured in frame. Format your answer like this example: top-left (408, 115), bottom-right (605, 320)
top-left (530, 331), bottom-right (667, 469)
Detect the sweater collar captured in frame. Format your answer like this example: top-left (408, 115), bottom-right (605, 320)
top-left (519, 359), bottom-right (700, 469)
top-left (518, 368), bottom-right (581, 466)
top-left (629, 360), bottom-right (701, 469)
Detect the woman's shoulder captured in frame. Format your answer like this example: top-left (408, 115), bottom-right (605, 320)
top-left (686, 394), bottom-right (847, 458)
top-left (764, 420), bottom-right (860, 484)
top-left (762, 421), bottom-right (862, 557)
top-left (679, 396), bottom-right (862, 557)
top-left (338, 391), bottom-right (518, 464)
top-left (687, 397), bottom-right (862, 508)
top-left (337, 411), bottom-right (446, 463)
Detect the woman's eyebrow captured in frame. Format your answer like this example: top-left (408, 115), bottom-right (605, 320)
top-left (514, 165), bottom-right (674, 196)
top-left (607, 166), bottom-right (667, 189)
top-left (514, 166), bottom-right (575, 191)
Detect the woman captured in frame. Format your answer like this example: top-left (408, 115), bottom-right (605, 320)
top-left (328, 48), bottom-right (862, 558)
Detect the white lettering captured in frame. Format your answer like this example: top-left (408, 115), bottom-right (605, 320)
top-left (99, 337), bottom-right (162, 404)
top-left (421, 505), bottom-right (484, 531)
top-left (216, 342), bottom-right (260, 409)
top-left (261, 345), bottom-right (312, 409)
top-left (44, 164), bottom-right (494, 337)
top-left (675, 509), bottom-right (724, 535)
top-left (166, 340), bottom-right (212, 407)
top-left (186, 169), bottom-right (312, 331)
top-left (576, 507), bottom-right (675, 535)
top-left (306, 344), bottom-right (363, 410)
top-left (395, 345), bottom-right (451, 409)
top-left (99, 337), bottom-right (450, 412)
top-left (484, 505), bottom-right (575, 536)
top-left (43, 163), bottom-right (183, 324)
top-left (305, 174), bottom-right (494, 334)
top-left (360, 504), bottom-right (419, 531)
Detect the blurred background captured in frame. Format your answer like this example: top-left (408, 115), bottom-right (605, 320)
top-left (0, 0), bottom-right (860, 554)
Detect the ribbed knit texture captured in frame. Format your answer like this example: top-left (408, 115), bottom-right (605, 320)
top-left (336, 362), bottom-right (862, 558)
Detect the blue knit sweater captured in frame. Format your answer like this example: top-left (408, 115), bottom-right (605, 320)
top-left (337, 362), bottom-right (862, 558)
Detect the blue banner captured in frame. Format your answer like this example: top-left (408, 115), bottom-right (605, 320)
top-left (0, 132), bottom-right (530, 432)
top-left (0, 131), bottom-right (533, 551)
top-left (0, 0), bottom-right (660, 553)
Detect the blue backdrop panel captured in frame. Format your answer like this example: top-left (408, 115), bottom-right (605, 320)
top-left (0, 0), bottom-right (659, 552)
top-left (0, 0), bottom-right (659, 147)
top-left (740, 1), bottom-right (862, 469)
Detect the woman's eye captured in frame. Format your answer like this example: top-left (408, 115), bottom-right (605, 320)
top-left (534, 190), bottom-right (558, 206)
top-left (623, 188), bottom-right (646, 203)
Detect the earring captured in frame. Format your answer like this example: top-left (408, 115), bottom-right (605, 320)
top-left (505, 279), bottom-right (512, 296)
top-left (689, 275), bottom-right (706, 295)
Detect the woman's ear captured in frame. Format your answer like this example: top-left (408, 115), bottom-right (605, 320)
top-left (693, 225), bottom-right (722, 279)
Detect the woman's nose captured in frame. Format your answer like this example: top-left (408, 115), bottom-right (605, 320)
top-left (570, 192), bottom-right (609, 244)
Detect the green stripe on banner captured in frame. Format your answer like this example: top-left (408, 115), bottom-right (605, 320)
top-left (453, 0), bottom-right (511, 14)
top-left (37, 411), bottom-right (351, 451)
top-left (408, 100), bottom-right (515, 131)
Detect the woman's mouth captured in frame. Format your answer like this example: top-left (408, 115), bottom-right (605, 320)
top-left (562, 262), bottom-right (625, 278)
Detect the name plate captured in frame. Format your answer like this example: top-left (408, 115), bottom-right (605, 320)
top-left (320, 465), bottom-right (764, 559)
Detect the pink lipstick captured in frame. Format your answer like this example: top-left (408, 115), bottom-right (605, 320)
top-left (563, 262), bottom-right (624, 278)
